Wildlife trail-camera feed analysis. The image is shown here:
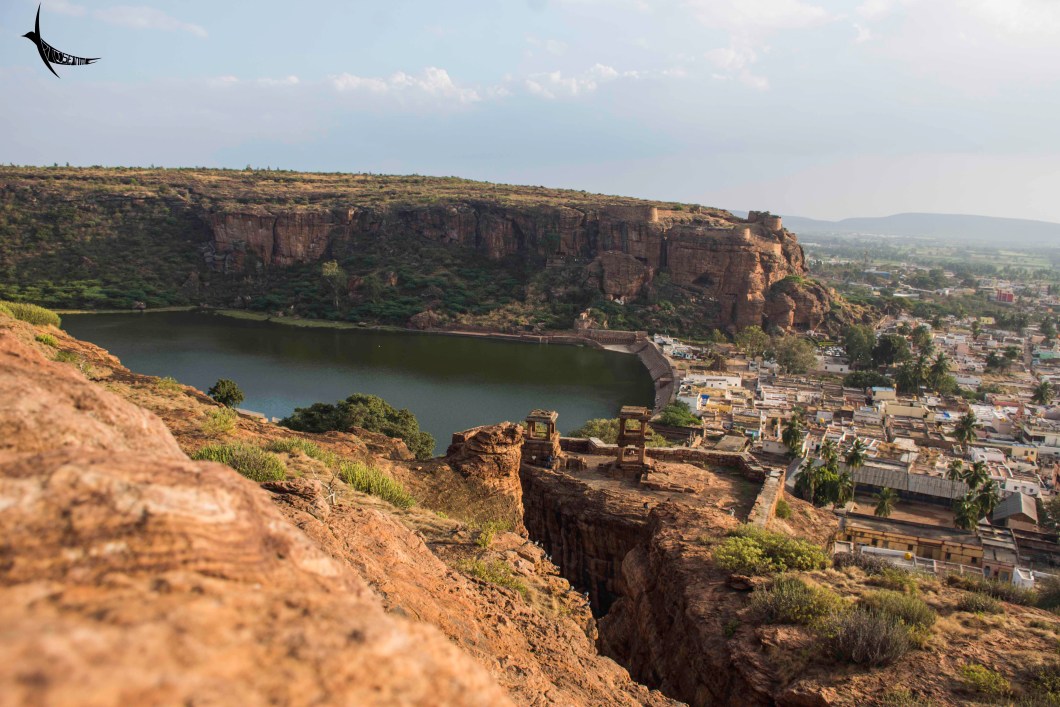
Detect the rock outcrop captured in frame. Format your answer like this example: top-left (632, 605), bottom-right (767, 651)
top-left (0, 324), bottom-right (513, 706)
top-left (446, 423), bottom-right (526, 529)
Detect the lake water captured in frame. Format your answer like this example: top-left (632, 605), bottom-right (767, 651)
top-left (63, 312), bottom-right (654, 454)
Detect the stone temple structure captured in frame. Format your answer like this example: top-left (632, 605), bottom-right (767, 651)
top-left (614, 406), bottom-right (653, 480)
top-left (523, 409), bottom-right (561, 468)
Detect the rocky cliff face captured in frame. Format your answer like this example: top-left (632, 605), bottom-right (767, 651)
top-left (203, 203), bottom-right (830, 332)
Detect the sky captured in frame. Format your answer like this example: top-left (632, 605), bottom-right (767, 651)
top-left (1, 0), bottom-right (1060, 222)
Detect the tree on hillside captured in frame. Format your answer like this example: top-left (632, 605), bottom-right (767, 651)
top-left (872, 334), bottom-right (911, 368)
top-left (971, 320), bottom-right (982, 340)
top-left (658, 401), bottom-right (700, 427)
top-left (208, 379), bottom-right (244, 408)
top-left (775, 335), bottom-right (817, 374)
top-left (281, 393), bottom-right (435, 460)
top-left (911, 324), bottom-right (934, 354)
top-left (734, 325), bottom-right (770, 359)
top-left (873, 488), bottom-right (897, 518)
top-left (842, 324), bottom-right (876, 369)
top-left (321, 260), bottom-right (347, 309)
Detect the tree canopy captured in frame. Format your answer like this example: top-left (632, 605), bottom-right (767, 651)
top-left (281, 393), bottom-right (435, 460)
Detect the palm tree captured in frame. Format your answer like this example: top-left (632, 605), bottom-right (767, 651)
top-left (794, 458), bottom-right (819, 504)
top-left (971, 320), bottom-right (982, 341)
top-left (782, 412), bottom-right (805, 457)
top-left (929, 351), bottom-right (950, 392)
top-left (874, 487), bottom-right (898, 518)
top-left (1032, 381), bottom-right (1054, 406)
top-left (820, 439), bottom-right (839, 467)
top-left (946, 459), bottom-right (964, 482)
top-left (974, 480), bottom-right (1002, 518)
top-left (835, 470), bottom-right (854, 507)
top-left (954, 412), bottom-right (978, 447)
top-left (964, 461), bottom-right (990, 491)
top-left (844, 437), bottom-right (868, 501)
top-left (953, 495), bottom-right (979, 531)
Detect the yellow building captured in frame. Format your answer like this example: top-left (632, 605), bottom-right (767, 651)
top-left (840, 514), bottom-right (983, 568)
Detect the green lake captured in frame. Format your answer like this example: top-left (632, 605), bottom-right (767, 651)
top-left (63, 312), bottom-right (654, 454)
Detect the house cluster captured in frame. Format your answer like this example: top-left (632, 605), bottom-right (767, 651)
top-left (655, 316), bottom-right (1060, 586)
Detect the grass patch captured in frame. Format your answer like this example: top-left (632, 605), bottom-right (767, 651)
top-left (774, 497), bottom-right (791, 519)
top-left (869, 567), bottom-right (921, 595)
top-left (750, 574), bottom-right (843, 626)
top-left (826, 608), bottom-right (912, 667)
top-left (53, 350), bottom-right (80, 364)
top-left (945, 573), bottom-right (1038, 606)
top-left (712, 525), bottom-right (829, 575)
top-left (35, 333), bottom-right (58, 347)
top-left (958, 664), bottom-right (1011, 697)
top-left (156, 376), bottom-right (183, 393)
top-left (339, 461), bottom-right (415, 509)
top-left (860, 590), bottom-right (936, 629)
top-left (266, 437), bottom-right (339, 467)
top-left (456, 559), bottom-right (528, 599)
top-left (0, 301), bottom-right (61, 327)
top-left (192, 443), bottom-right (287, 482)
top-left (472, 519), bottom-right (513, 549)
top-left (956, 592), bottom-right (1002, 615)
top-left (201, 407), bottom-right (237, 436)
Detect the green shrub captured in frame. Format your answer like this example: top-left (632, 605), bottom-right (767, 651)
top-left (774, 498), bottom-right (791, 519)
top-left (54, 350), bottom-right (79, 364)
top-left (714, 525), bottom-right (829, 575)
top-left (1038, 575), bottom-right (1060, 613)
top-left (265, 438), bottom-right (338, 467)
top-left (201, 407), bottom-right (237, 436)
top-left (282, 393), bottom-right (435, 460)
top-left (0, 301), bottom-right (61, 327)
top-left (860, 590), bottom-right (936, 629)
top-left (957, 592), bottom-right (1002, 614)
top-left (750, 575), bottom-right (843, 626)
top-left (339, 461), bottom-right (415, 509)
top-left (208, 378), bottom-right (245, 408)
top-left (456, 559), bottom-right (528, 599)
top-left (870, 567), bottom-right (920, 595)
top-left (0, 302), bottom-right (13, 318)
top-left (156, 376), bottom-right (182, 393)
top-left (827, 608), bottom-right (911, 666)
top-left (833, 551), bottom-right (890, 575)
top-left (958, 664), bottom-right (1011, 697)
top-left (35, 333), bottom-right (58, 347)
top-left (1029, 661), bottom-right (1060, 705)
top-left (192, 443), bottom-right (286, 482)
top-left (945, 573), bottom-right (1038, 606)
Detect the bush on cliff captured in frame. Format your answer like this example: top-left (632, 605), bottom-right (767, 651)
top-left (192, 443), bottom-right (286, 482)
top-left (826, 608), bottom-right (911, 667)
top-left (713, 525), bottom-right (829, 575)
top-left (0, 301), bottom-right (61, 327)
top-left (657, 401), bottom-right (700, 427)
top-left (750, 575), bottom-right (843, 626)
top-left (281, 394), bottom-right (435, 460)
top-left (208, 379), bottom-right (245, 408)
top-left (339, 461), bottom-right (415, 509)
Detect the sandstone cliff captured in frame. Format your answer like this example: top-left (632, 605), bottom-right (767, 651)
top-left (0, 167), bottom-right (852, 334)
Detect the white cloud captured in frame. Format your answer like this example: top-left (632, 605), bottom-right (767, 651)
top-left (257, 76), bottom-right (300, 87)
top-left (93, 6), bottom-right (207, 38)
top-left (331, 67), bottom-right (481, 104)
top-left (48, 0), bottom-right (89, 17)
top-left (208, 76), bottom-right (239, 88)
top-left (524, 63), bottom-right (643, 99)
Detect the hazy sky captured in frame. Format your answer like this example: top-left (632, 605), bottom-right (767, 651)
top-left (2, 0), bottom-right (1059, 222)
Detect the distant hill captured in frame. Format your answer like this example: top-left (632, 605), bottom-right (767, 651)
top-left (779, 212), bottom-right (1060, 247)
